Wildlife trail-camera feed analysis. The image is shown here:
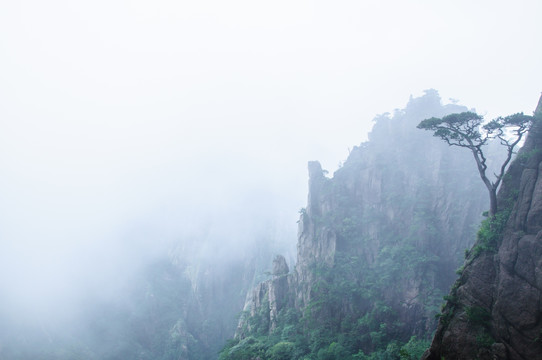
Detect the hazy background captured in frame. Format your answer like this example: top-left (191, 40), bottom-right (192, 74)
top-left (1, 0), bottom-right (541, 325)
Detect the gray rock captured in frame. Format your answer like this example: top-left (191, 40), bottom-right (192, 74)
top-left (272, 255), bottom-right (289, 276)
top-left (423, 95), bottom-right (542, 360)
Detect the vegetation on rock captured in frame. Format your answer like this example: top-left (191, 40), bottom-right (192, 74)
top-left (422, 95), bottom-right (542, 360)
top-left (221, 90), bottom-right (492, 360)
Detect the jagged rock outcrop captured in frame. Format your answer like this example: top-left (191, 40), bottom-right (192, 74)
top-left (235, 91), bottom-right (497, 355)
top-left (272, 254), bottom-right (289, 276)
top-left (423, 95), bottom-right (542, 360)
top-left (236, 255), bottom-right (292, 335)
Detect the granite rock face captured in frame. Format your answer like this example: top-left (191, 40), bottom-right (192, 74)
top-left (423, 96), bottom-right (542, 360)
top-left (272, 254), bottom-right (289, 276)
top-left (237, 255), bottom-right (291, 334)
top-left (236, 91), bottom-right (493, 345)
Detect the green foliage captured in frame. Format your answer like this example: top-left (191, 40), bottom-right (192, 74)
top-left (418, 110), bottom-right (532, 217)
top-left (475, 332), bottom-right (494, 349)
top-left (221, 245), bottom-right (435, 360)
top-left (465, 306), bottom-right (491, 328)
top-left (417, 112), bottom-right (485, 145)
top-left (398, 336), bottom-right (431, 360)
top-left (515, 148), bottom-right (542, 165)
top-left (223, 197), bottom-right (453, 359)
top-left (442, 294), bottom-right (458, 307)
top-left (317, 342), bottom-right (350, 360)
top-left (219, 337), bottom-right (267, 360)
top-left (435, 310), bottom-right (452, 327)
top-left (228, 193), bottom-right (443, 359)
top-left (471, 209), bottom-right (510, 258)
top-left (455, 264), bottom-right (465, 275)
top-left (221, 92), bottom-right (496, 360)
top-left (464, 305), bottom-right (494, 352)
top-left (268, 341), bottom-right (295, 360)
top-left (353, 341), bottom-right (400, 360)
top-left (247, 294), bottom-right (271, 336)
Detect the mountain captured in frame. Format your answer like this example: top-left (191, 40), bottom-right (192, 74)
top-left (220, 90), bottom-right (495, 359)
top-left (422, 96), bottom-right (542, 360)
top-left (0, 227), bottom-right (285, 360)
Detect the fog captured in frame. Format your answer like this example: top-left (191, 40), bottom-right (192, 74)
top-left (1, 0), bottom-right (541, 333)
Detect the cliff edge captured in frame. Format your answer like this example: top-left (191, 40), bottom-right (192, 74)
top-left (226, 91), bottom-right (493, 359)
top-left (423, 95), bottom-right (542, 360)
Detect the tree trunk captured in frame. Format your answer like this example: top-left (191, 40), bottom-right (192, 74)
top-left (488, 188), bottom-right (498, 218)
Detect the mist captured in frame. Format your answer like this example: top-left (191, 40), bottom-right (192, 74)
top-left (1, 0), bottom-right (541, 357)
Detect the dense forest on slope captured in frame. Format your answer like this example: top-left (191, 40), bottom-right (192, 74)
top-left (220, 90), bottom-right (499, 360)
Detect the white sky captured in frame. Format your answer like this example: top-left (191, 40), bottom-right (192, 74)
top-left (0, 0), bottom-right (541, 319)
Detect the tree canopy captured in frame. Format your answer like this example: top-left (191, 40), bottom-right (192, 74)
top-left (417, 111), bottom-right (533, 217)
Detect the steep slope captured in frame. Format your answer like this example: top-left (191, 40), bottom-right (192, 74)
top-left (422, 96), bottom-right (542, 360)
top-left (222, 90), bottom-right (494, 359)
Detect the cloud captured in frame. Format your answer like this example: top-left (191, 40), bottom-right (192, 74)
top-left (0, 0), bottom-right (541, 322)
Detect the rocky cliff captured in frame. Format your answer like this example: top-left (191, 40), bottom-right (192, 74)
top-left (226, 90), bottom-right (498, 359)
top-left (422, 96), bottom-right (542, 360)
